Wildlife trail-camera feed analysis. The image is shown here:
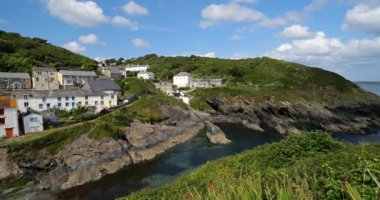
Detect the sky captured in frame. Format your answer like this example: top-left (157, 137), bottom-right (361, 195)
top-left (0, 0), bottom-right (380, 81)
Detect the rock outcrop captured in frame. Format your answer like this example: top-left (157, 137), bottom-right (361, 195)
top-left (207, 97), bottom-right (380, 135)
top-left (205, 121), bottom-right (231, 144)
top-left (1, 105), bottom-right (205, 193)
top-left (0, 149), bottom-right (23, 180)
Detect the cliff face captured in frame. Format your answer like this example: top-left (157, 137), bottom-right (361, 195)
top-left (207, 97), bottom-right (380, 135)
top-left (0, 106), bottom-right (204, 193)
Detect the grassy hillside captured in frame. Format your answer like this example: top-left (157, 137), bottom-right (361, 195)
top-left (0, 30), bottom-right (97, 73)
top-left (1, 78), bottom-right (185, 162)
top-left (122, 132), bottom-right (380, 200)
top-left (127, 54), bottom-right (378, 109)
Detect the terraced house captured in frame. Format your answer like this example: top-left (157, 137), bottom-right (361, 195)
top-left (0, 96), bottom-right (19, 138)
top-left (32, 67), bottom-right (60, 90)
top-left (11, 89), bottom-right (118, 113)
top-left (0, 72), bottom-right (31, 90)
top-left (58, 70), bottom-right (97, 88)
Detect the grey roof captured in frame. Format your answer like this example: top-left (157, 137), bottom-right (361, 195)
top-left (0, 72), bottom-right (30, 79)
top-left (11, 89), bottom-right (107, 98)
top-left (138, 71), bottom-right (154, 75)
top-left (59, 70), bottom-right (97, 76)
top-left (174, 72), bottom-right (191, 77)
top-left (86, 79), bottom-right (121, 92)
top-left (106, 68), bottom-right (124, 73)
top-left (33, 67), bottom-right (57, 73)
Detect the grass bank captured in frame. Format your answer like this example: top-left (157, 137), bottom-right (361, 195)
top-left (122, 132), bottom-right (380, 200)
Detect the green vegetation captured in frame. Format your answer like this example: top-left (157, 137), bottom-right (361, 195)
top-left (126, 55), bottom-right (377, 109)
top-left (0, 178), bottom-right (29, 193)
top-left (0, 30), bottom-right (97, 73)
top-left (122, 132), bottom-right (380, 200)
top-left (3, 123), bottom-right (90, 162)
top-left (1, 78), bottom-right (185, 160)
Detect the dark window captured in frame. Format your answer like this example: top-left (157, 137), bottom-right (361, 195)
top-left (47, 103), bottom-right (51, 109)
top-left (0, 118), bottom-right (5, 124)
top-left (24, 102), bottom-right (29, 107)
top-left (0, 109), bottom-right (4, 115)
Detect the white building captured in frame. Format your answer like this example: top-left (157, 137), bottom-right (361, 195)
top-left (58, 70), bottom-right (97, 88)
top-left (23, 111), bottom-right (43, 134)
top-left (125, 65), bottom-right (149, 72)
top-left (0, 97), bottom-right (19, 138)
top-left (137, 71), bottom-right (155, 80)
top-left (11, 89), bottom-right (118, 113)
top-left (179, 96), bottom-right (192, 105)
top-left (173, 72), bottom-right (193, 88)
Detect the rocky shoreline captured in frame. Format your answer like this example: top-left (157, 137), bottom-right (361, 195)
top-left (1, 97), bottom-right (380, 199)
top-left (206, 97), bottom-right (380, 135)
top-left (0, 106), bottom-right (208, 199)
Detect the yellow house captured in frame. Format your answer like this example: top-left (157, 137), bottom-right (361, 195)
top-left (32, 67), bottom-right (60, 90)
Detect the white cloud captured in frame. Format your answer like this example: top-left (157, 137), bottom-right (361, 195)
top-left (200, 3), bottom-right (265, 28)
top-left (46, 0), bottom-right (107, 27)
top-left (112, 16), bottom-right (139, 30)
top-left (131, 38), bottom-right (151, 48)
top-left (231, 0), bottom-right (257, 3)
top-left (62, 41), bottom-right (86, 53)
top-left (229, 34), bottom-right (244, 40)
top-left (78, 34), bottom-right (105, 45)
top-left (279, 24), bottom-right (314, 39)
top-left (200, 0), bottom-right (328, 29)
top-left (267, 28), bottom-right (380, 77)
top-left (343, 4), bottom-right (380, 34)
top-left (199, 52), bottom-right (217, 58)
top-left (123, 1), bottom-right (149, 16)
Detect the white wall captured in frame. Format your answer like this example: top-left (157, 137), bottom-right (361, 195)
top-left (23, 113), bottom-right (43, 134)
top-left (0, 108), bottom-right (19, 138)
top-left (125, 66), bottom-right (149, 72)
top-left (16, 94), bottom-right (118, 113)
top-left (173, 75), bottom-right (192, 88)
top-left (138, 73), bottom-right (155, 80)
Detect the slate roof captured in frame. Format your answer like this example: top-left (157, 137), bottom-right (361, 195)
top-left (33, 67), bottom-right (57, 73)
top-left (85, 79), bottom-right (121, 92)
top-left (174, 72), bottom-right (191, 77)
top-left (59, 70), bottom-right (97, 76)
top-left (0, 72), bottom-right (30, 79)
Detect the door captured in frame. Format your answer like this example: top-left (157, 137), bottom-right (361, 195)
top-left (5, 128), bottom-right (13, 138)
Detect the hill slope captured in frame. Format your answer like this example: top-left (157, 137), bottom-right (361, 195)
top-left (122, 132), bottom-right (380, 200)
top-left (0, 30), bottom-right (97, 73)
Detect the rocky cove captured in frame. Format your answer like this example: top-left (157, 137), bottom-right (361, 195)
top-left (1, 93), bottom-right (380, 199)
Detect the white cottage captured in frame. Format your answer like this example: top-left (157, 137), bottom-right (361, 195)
top-left (125, 64), bottom-right (149, 72)
top-left (23, 111), bottom-right (43, 134)
top-left (137, 71), bottom-right (155, 80)
top-left (11, 89), bottom-right (118, 113)
top-left (173, 72), bottom-right (193, 88)
top-left (0, 97), bottom-right (19, 138)
top-left (58, 70), bottom-right (97, 88)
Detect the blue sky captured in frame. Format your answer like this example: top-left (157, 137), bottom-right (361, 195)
top-left (0, 0), bottom-right (380, 81)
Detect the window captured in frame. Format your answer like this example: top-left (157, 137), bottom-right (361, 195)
top-left (85, 96), bottom-right (88, 100)
top-left (66, 102), bottom-right (69, 107)
top-left (65, 97), bottom-right (69, 101)
top-left (0, 118), bottom-right (4, 124)
top-left (101, 101), bottom-right (104, 105)
top-left (72, 102), bottom-right (75, 108)
top-left (36, 77), bottom-right (39, 81)
top-left (50, 73), bottom-right (54, 76)
top-left (95, 101), bottom-right (98, 105)
top-left (72, 97), bottom-right (75, 100)
top-left (37, 72), bottom-right (41, 75)
top-left (58, 103), bottom-right (62, 107)
top-left (58, 97), bottom-right (62, 101)
top-left (47, 103), bottom-right (51, 109)
top-left (0, 109), bottom-right (4, 115)
top-left (42, 98), bottom-right (46, 102)
top-left (111, 95), bottom-right (115, 99)
top-left (30, 117), bottom-right (38, 123)
top-left (24, 102), bottom-right (29, 107)
top-left (39, 104), bottom-right (43, 109)
top-left (23, 95), bottom-right (29, 100)
top-left (85, 101), bottom-right (89, 106)
top-left (101, 96), bottom-right (104, 100)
